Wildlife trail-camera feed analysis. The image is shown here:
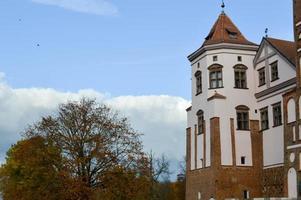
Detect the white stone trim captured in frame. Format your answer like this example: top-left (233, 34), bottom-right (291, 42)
top-left (296, 21), bottom-right (301, 27)
top-left (298, 48), bottom-right (301, 53)
top-left (287, 144), bottom-right (301, 150)
top-left (263, 163), bottom-right (284, 169)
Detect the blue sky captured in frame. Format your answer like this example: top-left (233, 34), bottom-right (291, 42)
top-left (0, 0), bottom-right (294, 99)
top-left (0, 0), bottom-right (295, 176)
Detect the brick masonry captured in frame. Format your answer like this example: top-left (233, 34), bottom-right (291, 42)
top-left (262, 166), bottom-right (285, 197)
top-left (283, 89), bottom-right (301, 197)
top-left (186, 118), bottom-right (263, 200)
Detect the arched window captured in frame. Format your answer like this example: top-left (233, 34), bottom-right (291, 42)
top-left (236, 105), bottom-right (250, 130)
top-left (233, 65), bottom-right (247, 89)
top-left (287, 98), bottom-right (296, 123)
top-left (195, 71), bottom-right (202, 95)
top-left (208, 64), bottom-right (223, 89)
top-left (196, 110), bottom-right (204, 135)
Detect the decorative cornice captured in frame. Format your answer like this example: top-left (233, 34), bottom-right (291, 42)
top-left (186, 106), bottom-right (192, 112)
top-left (187, 43), bottom-right (258, 62)
top-left (255, 78), bottom-right (296, 99)
top-left (207, 92), bottom-right (226, 101)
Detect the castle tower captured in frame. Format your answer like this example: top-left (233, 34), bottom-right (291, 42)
top-left (294, 0), bottom-right (301, 87)
top-left (282, 0), bottom-right (301, 198)
top-left (185, 11), bottom-right (263, 200)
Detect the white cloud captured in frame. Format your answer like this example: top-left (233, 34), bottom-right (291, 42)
top-left (0, 74), bottom-right (190, 170)
top-left (31, 0), bottom-right (119, 16)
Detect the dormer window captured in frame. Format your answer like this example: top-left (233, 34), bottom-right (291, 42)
top-left (234, 65), bottom-right (248, 89)
top-left (195, 71), bottom-right (202, 95)
top-left (208, 64), bottom-right (223, 89)
top-left (226, 28), bottom-right (238, 39)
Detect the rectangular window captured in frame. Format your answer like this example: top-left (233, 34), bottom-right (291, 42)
top-left (273, 102), bottom-right (282, 127)
top-left (213, 56), bottom-right (218, 62)
top-left (196, 73), bottom-right (202, 95)
top-left (210, 70), bottom-right (223, 89)
top-left (241, 156), bottom-right (246, 165)
top-left (260, 107), bottom-right (269, 131)
top-left (235, 70), bottom-right (247, 88)
top-left (197, 114), bottom-right (204, 135)
top-left (258, 68), bottom-right (266, 86)
top-left (271, 61), bottom-right (279, 81)
top-left (238, 56), bottom-right (242, 62)
top-left (237, 111), bottom-right (249, 130)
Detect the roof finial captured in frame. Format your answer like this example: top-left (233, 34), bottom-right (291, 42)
top-left (265, 28), bottom-right (269, 38)
top-left (221, 0), bottom-right (225, 14)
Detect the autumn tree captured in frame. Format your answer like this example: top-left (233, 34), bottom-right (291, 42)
top-left (0, 98), bottom-right (146, 200)
top-left (0, 98), bottom-right (179, 200)
top-left (0, 136), bottom-right (66, 200)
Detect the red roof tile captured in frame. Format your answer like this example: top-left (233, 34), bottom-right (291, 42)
top-left (266, 37), bottom-right (296, 66)
top-left (202, 13), bottom-right (256, 47)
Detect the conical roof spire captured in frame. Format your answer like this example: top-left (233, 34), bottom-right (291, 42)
top-left (202, 13), bottom-right (256, 47)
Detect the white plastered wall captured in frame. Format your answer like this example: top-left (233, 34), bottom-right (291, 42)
top-left (257, 92), bottom-right (286, 167)
top-left (188, 45), bottom-right (257, 167)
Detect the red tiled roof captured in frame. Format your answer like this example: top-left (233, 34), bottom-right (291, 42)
top-left (266, 37), bottom-right (296, 66)
top-left (202, 13), bottom-right (256, 47)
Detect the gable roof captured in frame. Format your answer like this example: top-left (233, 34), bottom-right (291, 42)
top-left (202, 13), bottom-right (256, 47)
top-left (266, 37), bottom-right (296, 66)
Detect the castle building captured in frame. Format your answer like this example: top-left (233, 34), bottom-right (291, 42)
top-left (185, 1), bottom-right (301, 199)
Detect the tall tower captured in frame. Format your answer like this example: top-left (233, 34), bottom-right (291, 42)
top-left (185, 10), bottom-right (262, 200)
top-left (294, 0), bottom-right (301, 88)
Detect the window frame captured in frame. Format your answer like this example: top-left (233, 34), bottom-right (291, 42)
top-left (272, 102), bottom-right (282, 127)
top-left (208, 64), bottom-right (223, 89)
top-left (213, 56), bottom-right (218, 62)
top-left (270, 61), bottom-right (279, 82)
top-left (260, 107), bottom-right (269, 131)
top-left (234, 65), bottom-right (248, 89)
top-left (197, 110), bottom-right (205, 135)
top-left (195, 71), bottom-right (202, 95)
top-left (258, 67), bottom-right (266, 87)
top-left (236, 105), bottom-right (250, 130)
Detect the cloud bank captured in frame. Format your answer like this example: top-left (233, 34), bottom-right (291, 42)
top-left (0, 73), bottom-right (190, 172)
top-left (31, 0), bottom-right (119, 16)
